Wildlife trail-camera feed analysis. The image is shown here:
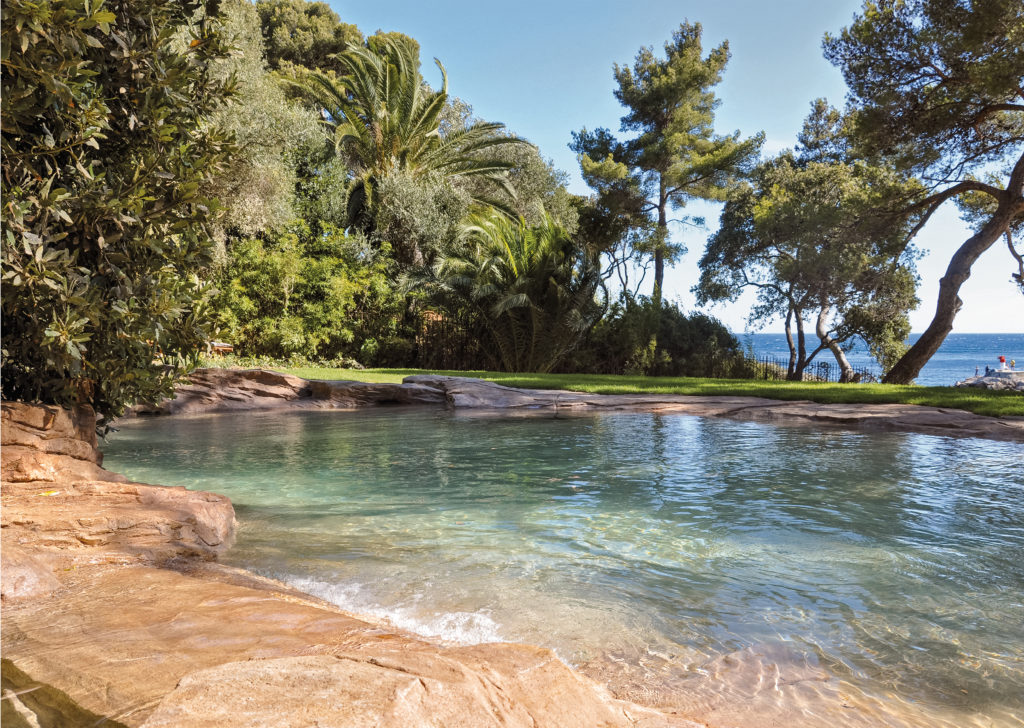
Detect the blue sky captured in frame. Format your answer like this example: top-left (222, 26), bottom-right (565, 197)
top-left (330, 0), bottom-right (1021, 334)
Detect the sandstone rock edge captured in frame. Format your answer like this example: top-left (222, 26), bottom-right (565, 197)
top-left (134, 367), bottom-right (1024, 442)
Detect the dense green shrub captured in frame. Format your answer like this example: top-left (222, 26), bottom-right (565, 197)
top-left (411, 211), bottom-right (603, 373)
top-left (1, 0), bottom-right (233, 420)
top-left (563, 296), bottom-right (752, 377)
top-left (211, 221), bottom-right (406, 362)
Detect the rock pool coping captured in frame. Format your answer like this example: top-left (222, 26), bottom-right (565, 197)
top-left (134, 367), bottom-right (1024, 442)
top-left (4, 368), bottom-right (1022, 726)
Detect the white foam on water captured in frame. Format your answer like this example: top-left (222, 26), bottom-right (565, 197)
top-left (280, 575), bottom-right (504, 645)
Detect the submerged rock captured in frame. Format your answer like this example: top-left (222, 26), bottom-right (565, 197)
top-left (2, 564), bottom-right (695, 727)
top-left (403, 374), bottom-right (1024, 442)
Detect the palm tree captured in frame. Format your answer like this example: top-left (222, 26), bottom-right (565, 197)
top-left (306, 36), bottom-right (524, 242)
top-left (413, 210), bottom-right (604, 372)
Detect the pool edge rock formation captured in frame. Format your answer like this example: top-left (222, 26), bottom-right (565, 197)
top-left (0, 399), bottom-right (697, 728)
top-left (133, 367), bottom-right (1024, 442)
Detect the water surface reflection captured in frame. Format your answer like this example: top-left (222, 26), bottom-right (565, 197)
top-left (104, 409), bottom-right (1024, 727)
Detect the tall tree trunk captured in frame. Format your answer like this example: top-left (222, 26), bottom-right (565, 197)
top-left (883, 162), bottom-right (1024, 383)
top-left (816, 306), bottom-right (855, 382)
top-left (653, 177), bottom-right (668, 305)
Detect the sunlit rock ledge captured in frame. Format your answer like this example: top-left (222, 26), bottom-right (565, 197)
top-left (132, 367), bottom-right (1024, 442)
top-left (0, 399), bottom-right (696, 727)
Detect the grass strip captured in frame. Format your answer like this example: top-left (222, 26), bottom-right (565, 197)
top-left (275, 367), bottom-right (1024, 418)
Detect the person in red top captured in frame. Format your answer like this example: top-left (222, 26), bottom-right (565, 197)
top-left (998, 355), bottom-right (1007, 370)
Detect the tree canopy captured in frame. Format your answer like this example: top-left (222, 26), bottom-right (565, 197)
top-left (572, 22), bottom-right (763, 303)
top-left (697, 148), bottom-right (922, 379)
top-left (255, 0), bottom-right (362, 74)
top-left (306, 35), bottom-right (526, 266)
top-left (1, 0), bottom-right (233, 419)
top-left (825, 0), bottom-right (1024, 383)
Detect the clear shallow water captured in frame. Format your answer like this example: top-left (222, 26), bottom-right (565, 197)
top-left (104, 409), bottom-right (1024, 727)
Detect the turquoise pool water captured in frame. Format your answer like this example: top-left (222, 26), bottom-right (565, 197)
top-left (103, 409), bottom-right (1024, 727)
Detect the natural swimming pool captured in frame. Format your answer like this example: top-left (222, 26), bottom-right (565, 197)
top-left (103, 408), bottom-right (1024, 727)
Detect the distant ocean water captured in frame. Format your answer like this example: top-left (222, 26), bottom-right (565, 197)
top-left (741, 332), bottom-right (1024, 387)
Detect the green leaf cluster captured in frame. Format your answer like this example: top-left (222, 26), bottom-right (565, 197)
top-left (1, 0), bottom-right (233, 419)
top-left (697, 102), bottom-right (923, 377)
top-left (410, 211), bottom-right (604, 373)
top-left (211, 221), bottom-right (405, 362)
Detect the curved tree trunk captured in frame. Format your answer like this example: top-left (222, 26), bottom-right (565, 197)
top-left (784, 308), bottom-right (797, 378)
top-left (816, 306), bottom-right (855, 382)
top-left (883, 153), bottom-right (1024, 384)
top-left (884, 203), bottom-right (1021, 383)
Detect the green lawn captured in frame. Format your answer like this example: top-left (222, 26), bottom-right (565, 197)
top-left (277, 367), bottom-right (1024, 418)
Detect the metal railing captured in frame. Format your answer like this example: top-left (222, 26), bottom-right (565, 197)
top-left (748, 354), bottom-right (878, 383)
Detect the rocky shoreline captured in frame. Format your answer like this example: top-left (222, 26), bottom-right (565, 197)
top-left (3, 369), bottom-right (1022, 727)
top-left (1, 399), bottom-right (695, 727)
top-left (134, 367), bottom-right (1024, 442)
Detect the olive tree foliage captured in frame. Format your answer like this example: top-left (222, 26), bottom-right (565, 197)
top-left (824, 0), bottom-right (1024, 384)
top-left (696, 102), bottom-right (923, 380)
top-left (371, 169), bottom-right (472, 268)
top-left (255, 0), bottom-right (361, 74)
top-left (572, 22), bottom-right (763, 303)
top-left (1, 0), bottom-right (233, 420)
top-left (207, 0), bottom-right (324, 239)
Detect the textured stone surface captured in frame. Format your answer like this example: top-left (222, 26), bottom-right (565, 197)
top-left (0, 544), bottom-right (60, 602)
top-left (406, 375), bottom-right (1024, 442)
top-left (1, 564), bottom-right (694, 728)
top-left (1, 478), bottom-right (235, 565)
top-left (2, 402), bottom-right (235, 568)
top-left (130, 367), bottom-right (444, 416)
top-left (130, 368), bottom-right (1024, 441)
top-left (1, 401), bottom-right (123, 483)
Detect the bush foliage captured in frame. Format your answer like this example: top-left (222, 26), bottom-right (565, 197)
top-left (563, 296), bottom-right (752, 378)
top-left (211, 222), bottom-right (406, 362)
top-left (1, 0), bottom-right (233, 419)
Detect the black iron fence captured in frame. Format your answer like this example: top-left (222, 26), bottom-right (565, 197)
top-left (412, 311), bottom-right (487, 371)
top-left (748, 354), bottom-right (879, 383)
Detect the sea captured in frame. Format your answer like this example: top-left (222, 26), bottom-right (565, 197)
top-left (741, 332), bottom-right (1024, 387)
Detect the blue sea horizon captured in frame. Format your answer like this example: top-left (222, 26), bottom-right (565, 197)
top-left (740, 332), bottom-right (1024, 386)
